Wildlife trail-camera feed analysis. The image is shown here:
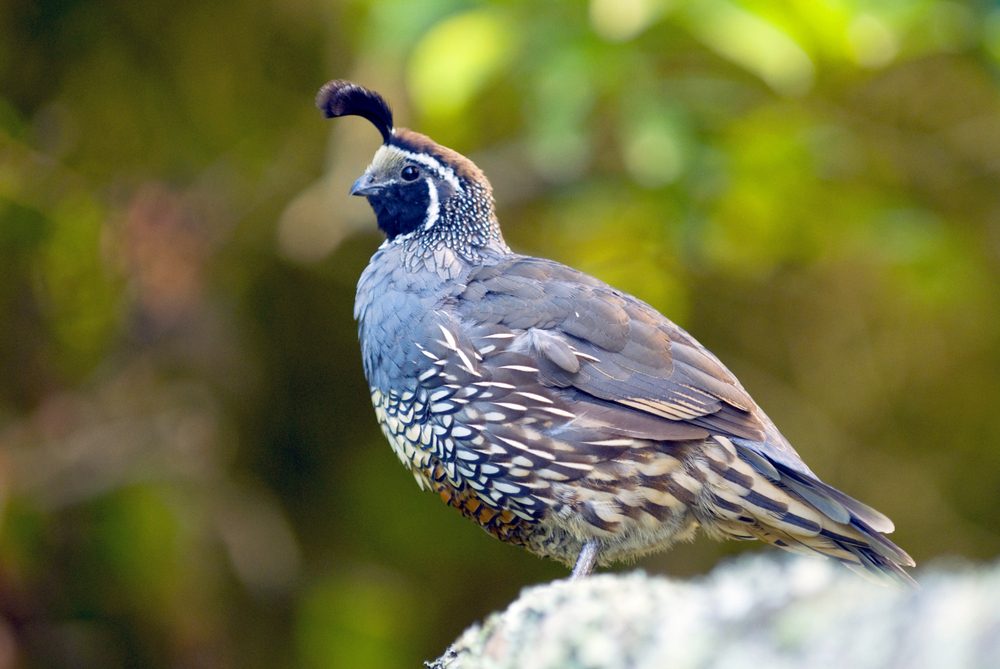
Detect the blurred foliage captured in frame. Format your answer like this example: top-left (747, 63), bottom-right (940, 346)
top-left (1, 0), bottom-right (999, 666)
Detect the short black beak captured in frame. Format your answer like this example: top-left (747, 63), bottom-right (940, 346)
top-left (350, 174), bottom-right (383, 197)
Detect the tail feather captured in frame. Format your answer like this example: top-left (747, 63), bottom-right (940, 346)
top-left (751, 522), bottom-right (915, 587)
top-left (832, 528), bottom-right (916, 586)
top-left (775, 462), bottom-right (896, 533)
top-left (699, 437), bottom-right (915, 585)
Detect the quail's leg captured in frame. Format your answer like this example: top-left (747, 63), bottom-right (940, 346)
top-left (570, 540), bottom-right (600, 579)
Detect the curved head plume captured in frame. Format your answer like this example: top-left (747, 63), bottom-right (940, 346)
top-left (316, 80), bottom-right (394, 143)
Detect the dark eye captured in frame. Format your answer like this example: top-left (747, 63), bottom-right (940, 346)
top-left (400, 165), bottom-right (420, 181)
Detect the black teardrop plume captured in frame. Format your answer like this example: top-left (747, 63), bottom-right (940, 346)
top-left (316, 80), bottom-right (394, 143)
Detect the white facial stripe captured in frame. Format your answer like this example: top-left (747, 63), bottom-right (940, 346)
top-left (393, 148), bottom-right (462, 192)
top-left (423, 177), bottom-right (440, 230)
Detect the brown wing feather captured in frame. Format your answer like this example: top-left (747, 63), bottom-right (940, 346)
top-left (458, 256), bottom-right (767, 443)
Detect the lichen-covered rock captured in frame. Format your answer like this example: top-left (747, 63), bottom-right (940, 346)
top-left (428, 556), bottom-right (1000, 669)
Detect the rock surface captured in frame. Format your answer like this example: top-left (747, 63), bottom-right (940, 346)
top-left (429, 555), bottom-right (999, 669)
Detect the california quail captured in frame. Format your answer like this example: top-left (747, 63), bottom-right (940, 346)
top-left (317, 80), bottom-right (915, 583)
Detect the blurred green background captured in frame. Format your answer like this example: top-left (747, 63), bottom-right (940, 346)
top-left (2, 0), bottom-right (999, 666)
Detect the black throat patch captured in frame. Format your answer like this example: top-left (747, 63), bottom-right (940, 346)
top-left (368, 180), bottom-right (432, 241)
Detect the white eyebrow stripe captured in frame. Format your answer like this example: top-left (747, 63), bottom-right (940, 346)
top-left (422, 177), bottom-right (440, 230)
top-left (392, 148), bottom-right (462, 191)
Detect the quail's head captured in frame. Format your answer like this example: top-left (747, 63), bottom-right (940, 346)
top-left (317, 80), bottom-right (498, 248)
